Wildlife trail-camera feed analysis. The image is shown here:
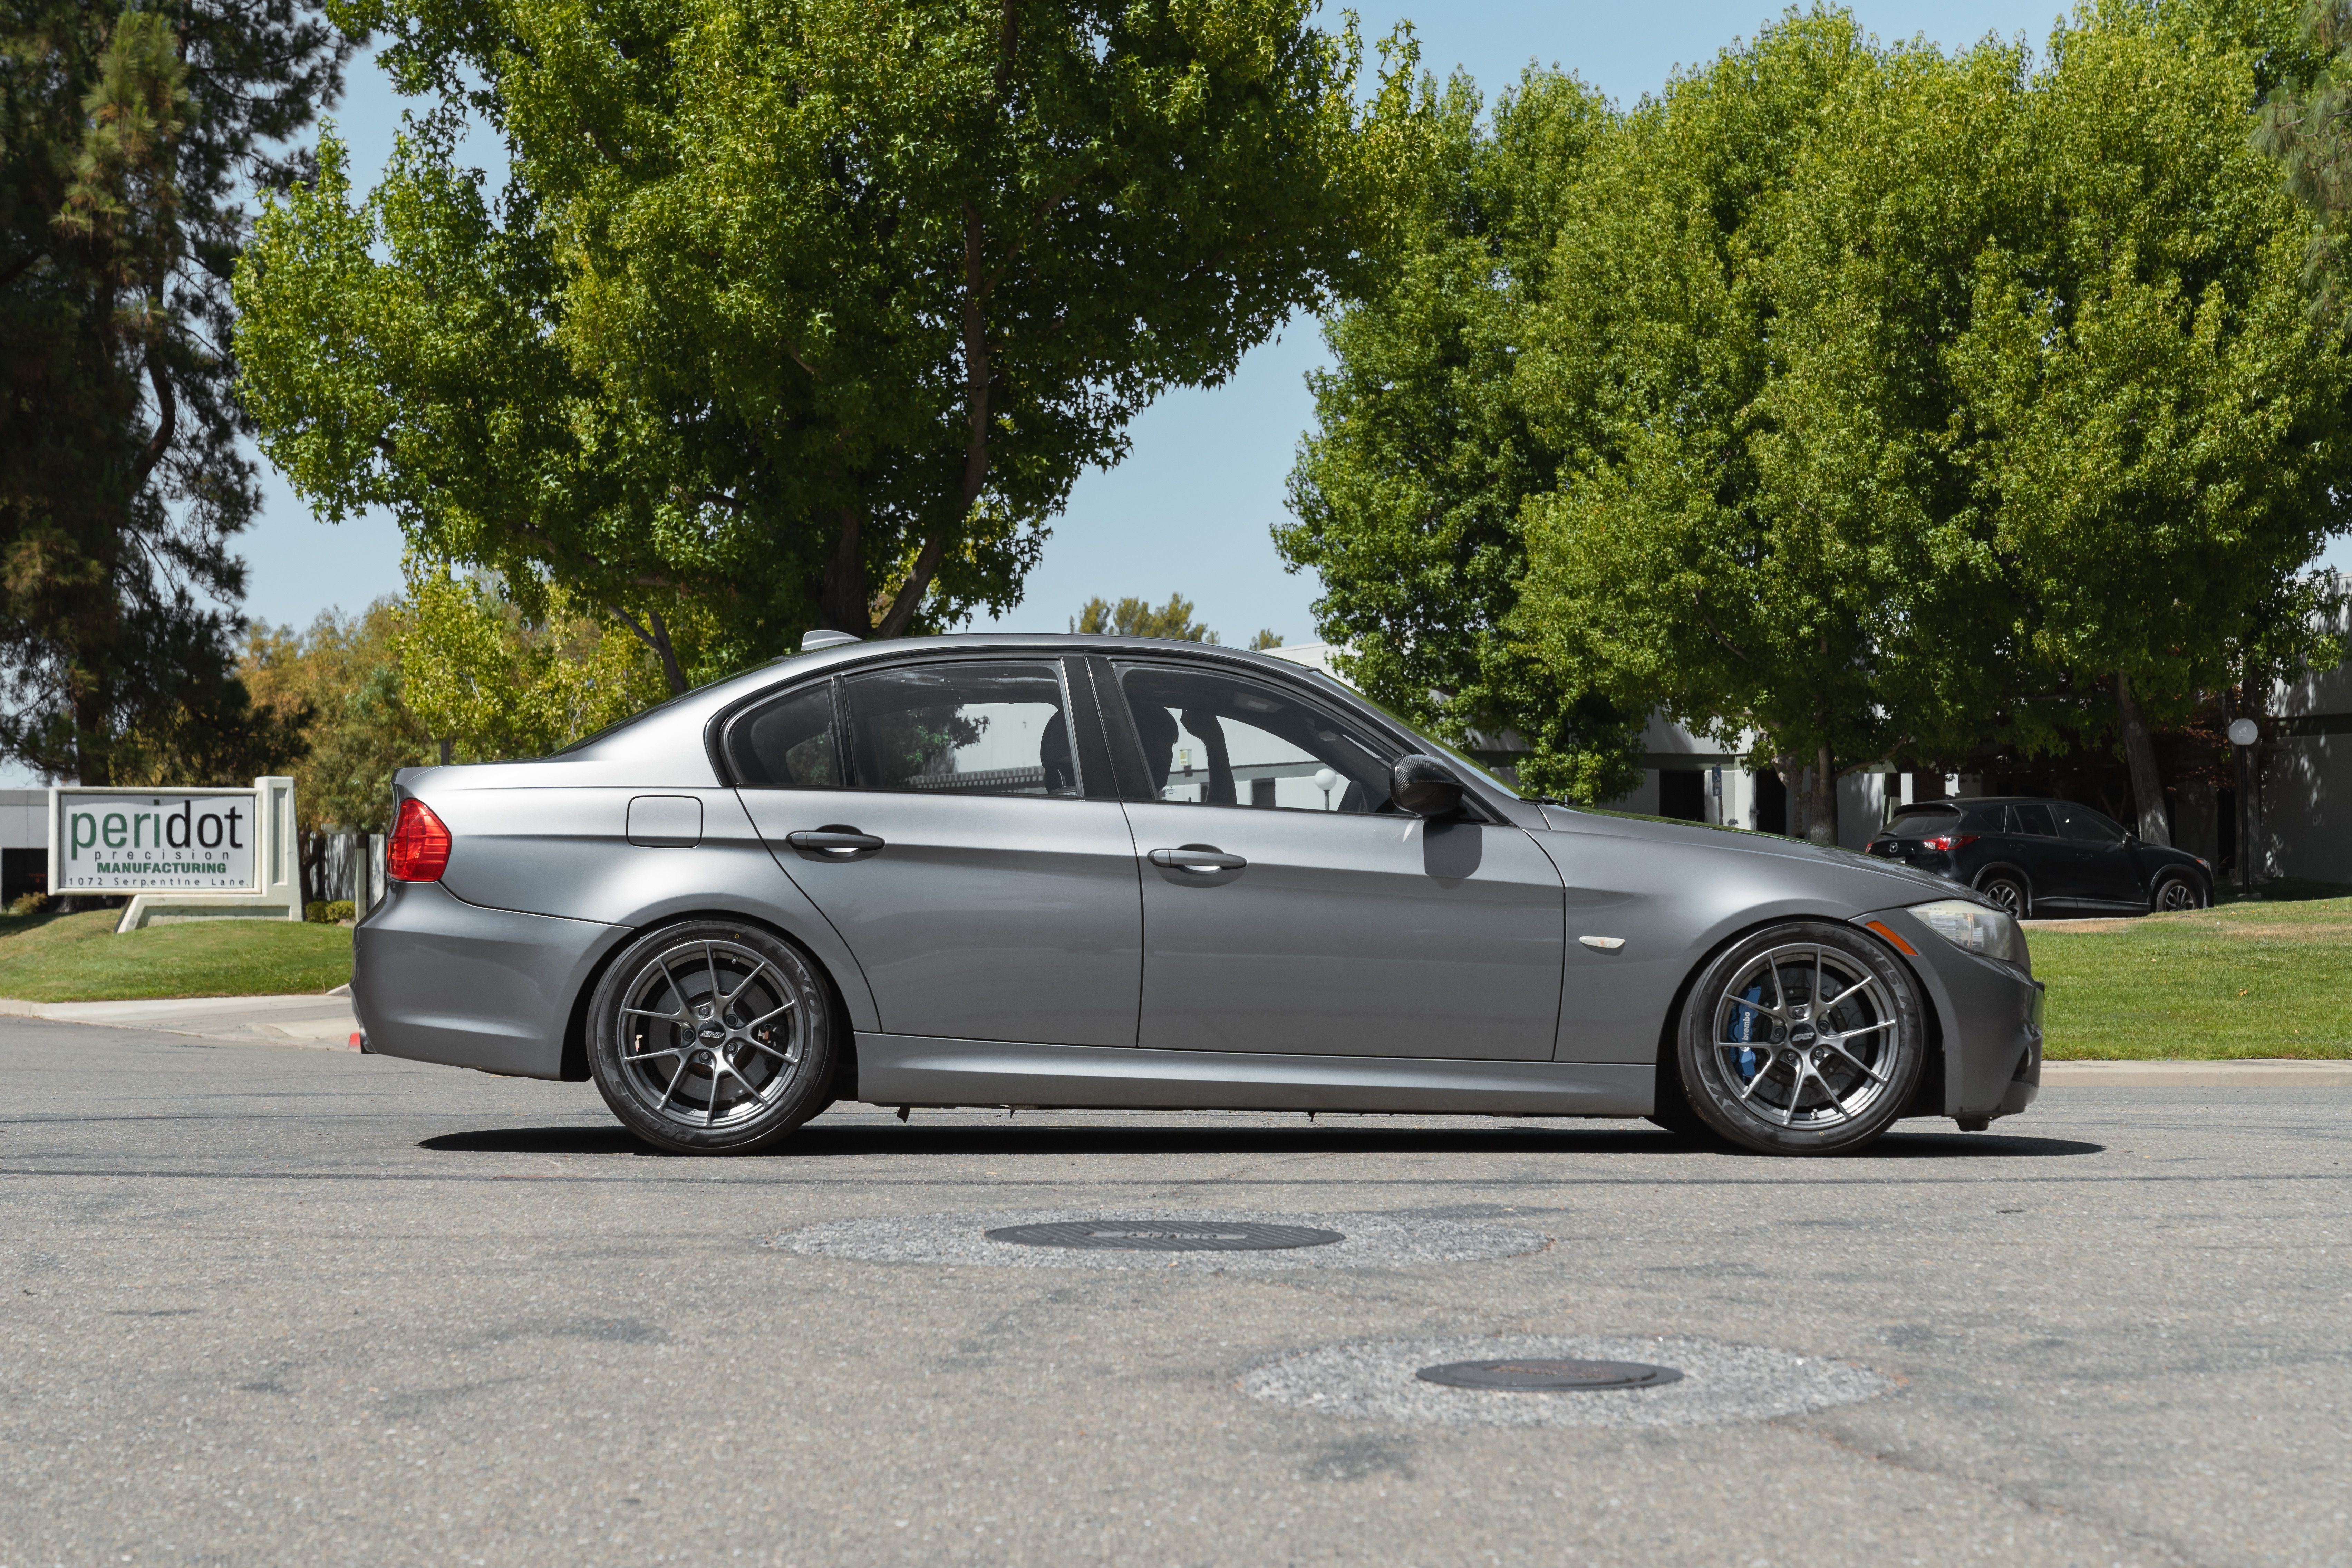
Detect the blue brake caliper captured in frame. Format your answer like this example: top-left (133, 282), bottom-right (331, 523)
top-left (1733, 981), bottom-right (1764, 1083)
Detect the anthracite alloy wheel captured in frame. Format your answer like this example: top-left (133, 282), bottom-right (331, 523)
top-left (1673, 920), bottom-right (1926, 1155)
top-left (1978, 873), bottom-right (2029, 919)
top-left (2151, 873), bottom-right (2206, 913)
top-left (587, 921), bottom-right (836, 1154)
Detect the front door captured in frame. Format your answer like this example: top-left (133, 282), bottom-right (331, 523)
top-left (1109, 661), bottom-right (1564, 1061)
top-left (2051, 803), bottom-right (2139, 905)
top-left (730, 659), bottom-right (1141, 1047)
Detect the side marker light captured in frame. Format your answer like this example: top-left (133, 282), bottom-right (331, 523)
top-left (1864, 920), bottom-right (1919, 955)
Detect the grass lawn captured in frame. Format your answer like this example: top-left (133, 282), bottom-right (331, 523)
top-left (2030, 893), bottom-right (2352, 1059)
top-left (0, 909), bottom-right (352, 1002)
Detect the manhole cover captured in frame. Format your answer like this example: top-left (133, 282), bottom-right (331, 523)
top-left (1416, 1358), bottom-right (1683, 1392)
top-left (984, 1221), bottom-right (1346, 1252)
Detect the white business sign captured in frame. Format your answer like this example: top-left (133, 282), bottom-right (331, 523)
top-left (51, 790), bottom-right (262, 892)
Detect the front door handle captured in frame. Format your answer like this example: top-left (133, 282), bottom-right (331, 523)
top-left (1149, 845), bottom-right (1246, 872)
top-left (786, 826), bottom-right (885, 858)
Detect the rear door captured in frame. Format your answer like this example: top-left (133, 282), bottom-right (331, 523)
top-left (1104, 659), bottom-right (1565, 1061)
top-left (730, 658), bottom-right (1142, 1048)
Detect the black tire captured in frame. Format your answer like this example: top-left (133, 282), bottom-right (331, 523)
top-left (1977, 872), bottom-right (2030, 919)
top-left (1674, 920), bottom-right (1927, 1156)
top-left (2150, 872), bottom-right (2206, 914)
top-left (587, 921), bottom-right (837, 1155)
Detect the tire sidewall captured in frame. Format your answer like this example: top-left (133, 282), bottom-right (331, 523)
top-left (1675, 920), bottom-right (1926, 1156)
top-left (587, 920), bottom-right (836, 1154)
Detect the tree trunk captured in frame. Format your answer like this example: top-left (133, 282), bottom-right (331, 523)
top-left (2114, 669), bottom-right (2171, 846)
top-left (818, 506), bottom-right (868, 635)
top-left (1807, 743), bottom-right (1837, 845)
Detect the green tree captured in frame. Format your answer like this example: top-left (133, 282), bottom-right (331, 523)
top-left (1279, 66), bottom-right (1646, 804)
top-left (396, 565), bottom-right (676, 761)
top-left (241, 604), bottom-right (434, 834)
top-left (1071, 593), bottom-right (1217, 641)
top-left (237, 0), bottom-right (1398, 691)
top-left (0, 0), bottom-right (357, 783)
top-left (1308, 5), bottom-right (2352, 838)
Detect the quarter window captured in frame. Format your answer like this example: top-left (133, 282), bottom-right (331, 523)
top-left (726, 684), bottom-right (842, 787)
top-left (841, 662), bottom-right (1080, 796)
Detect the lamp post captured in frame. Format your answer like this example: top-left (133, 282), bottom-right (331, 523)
top-left (2227, 715), bottom-right (2260, 896)
top-left (1313, 766), bottom-right (1340, 812)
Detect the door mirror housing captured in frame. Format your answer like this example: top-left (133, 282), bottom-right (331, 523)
top-left (1388, 754), bottom-right (1466, 819)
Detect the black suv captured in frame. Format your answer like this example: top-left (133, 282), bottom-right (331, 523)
top-left (1864, 797), bottom-right (2212, 918)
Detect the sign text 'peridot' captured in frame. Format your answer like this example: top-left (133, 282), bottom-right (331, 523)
top-left (55, 793), bottom-right (258, 892)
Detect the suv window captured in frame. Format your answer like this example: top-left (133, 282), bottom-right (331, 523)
top-left (1113, 663), bottom-right (1395, 811)
top-left (841, 661), bottom-right (1079, 796)
top-left (1886, 804), bottom-right (1961, 839)
top-left (2008, 801), bottom-right (2056, 836)
top-left (726, 683), bottom-right (842, 787)
top-left (2054, 802), bottom-right (2125, 843)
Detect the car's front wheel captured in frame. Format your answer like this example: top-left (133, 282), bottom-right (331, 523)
top-left (1671, 921), bottom-right (1926, 1155)
top-left (587, 921), bottom-right (837, 1154)
top-left (2150, 872), bottom-right (2207, 913)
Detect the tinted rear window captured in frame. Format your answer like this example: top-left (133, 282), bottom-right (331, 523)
top-left (1886, 805), bottom-right (1961, 838)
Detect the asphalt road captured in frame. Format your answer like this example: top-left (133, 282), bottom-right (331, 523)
top-left (1, 1019), bottom-right (2346, 1567)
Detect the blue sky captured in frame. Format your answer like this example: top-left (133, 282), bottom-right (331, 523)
top-left (243, 0), bottom-right (2297, 648)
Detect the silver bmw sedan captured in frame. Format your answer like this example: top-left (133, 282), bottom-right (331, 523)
top-left (353, 633), bottom-right (2043, 1156)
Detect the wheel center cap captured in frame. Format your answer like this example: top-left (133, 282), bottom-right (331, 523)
top-left (1788, 1026), bottom-right (1817, 1047)
top-left (697, 1022), bottom-right (725, 1043)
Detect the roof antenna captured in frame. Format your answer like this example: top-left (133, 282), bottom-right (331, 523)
top-left (802, 629), bottom-right (862, 652)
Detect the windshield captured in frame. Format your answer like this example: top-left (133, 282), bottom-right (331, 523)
top-left (1296, 668), bottom-right (1525, 800)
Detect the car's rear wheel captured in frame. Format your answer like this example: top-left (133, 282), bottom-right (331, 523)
top-left (1977, 872), bottom-right (2029, 919)
top-left (2151, 872), bottom-right (2206, 913)
top-left (587, 921), bottom-right (836, 1154)
top-left (1672, 921), bottom-right (1926, 1155)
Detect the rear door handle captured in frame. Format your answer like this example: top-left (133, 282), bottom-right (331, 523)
top-left (1149, 845), bottom-right (1246, 872)
top-left (786, 826), bottom-right (884, 858)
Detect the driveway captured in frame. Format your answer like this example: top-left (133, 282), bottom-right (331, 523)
top-left (0, 1017), bottom-right (2344, 1566)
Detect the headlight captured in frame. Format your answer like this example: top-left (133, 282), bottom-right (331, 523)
top-left (1909, 898), bottom-right (2020, 963)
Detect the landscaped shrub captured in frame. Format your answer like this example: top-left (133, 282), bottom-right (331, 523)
top-left (324, 900), bottom-right (356, 924)
top-left (8, 892), bottom-right (47, 917)
top-left (304, 900), bottom-right (357, 924)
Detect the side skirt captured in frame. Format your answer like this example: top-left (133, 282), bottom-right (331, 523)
top-left (853, 1034), bottom-right (1652, 1117)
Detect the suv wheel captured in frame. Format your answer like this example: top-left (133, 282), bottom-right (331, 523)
top-left (1977, 872), bottom-right (2029, 919)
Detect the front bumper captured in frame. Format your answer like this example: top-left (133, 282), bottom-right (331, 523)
top-left (1858, 907), bottom-right (2042, 1122)
top-left (352, 880), bottom-right (626, 1080)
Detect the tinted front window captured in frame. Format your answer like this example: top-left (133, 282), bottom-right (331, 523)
top-left (2055, 803), bottom-right (2124, 843)
top-left (2010, 801), bottom-right (2057, 836)
top-left (1115, 664), bottom-right (1395, 811)
top-left (842, 662), bottom-right (1078, 796)
top-left (727, 684), bottom-right (841, 787)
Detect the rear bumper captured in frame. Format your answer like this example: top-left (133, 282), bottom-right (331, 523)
top-left (1860, 907), bottom-right (2043, 1122)
top-left (352, 880), bottom-right (625, 1080)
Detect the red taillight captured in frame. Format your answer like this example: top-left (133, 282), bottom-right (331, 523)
top-left (1922, 833), bottom-right (1979, 853)
top-left (386, 798), bottom-right (452, 882)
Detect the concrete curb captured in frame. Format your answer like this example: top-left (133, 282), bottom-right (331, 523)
top-left (2041, 1058), bottom-right (2352, 1087)
top-left (0, 993), bottom-right (358, 1049)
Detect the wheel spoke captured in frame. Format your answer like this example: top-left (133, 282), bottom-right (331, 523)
top-left (653, 954), bottom-right (691, 1014)
top-left (720, 960), bottom-right (774, 1017)
top-left (623, 1006), bottom-right (689, 1024)
top-left (739, 1035), bottom-right (797, 1065)
top-left (737, 997), bottom-right (798, 1031)
top-left (655, 1057), bottom-right (688, 1110)
top-left (1822, 1037), bottom-right (1888, 1082)
top-left (628, 1044), bottom-right (687, 1062)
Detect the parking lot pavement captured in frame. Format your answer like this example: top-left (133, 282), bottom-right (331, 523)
top-left (1, 1019), bottom-right (2346, 1568)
